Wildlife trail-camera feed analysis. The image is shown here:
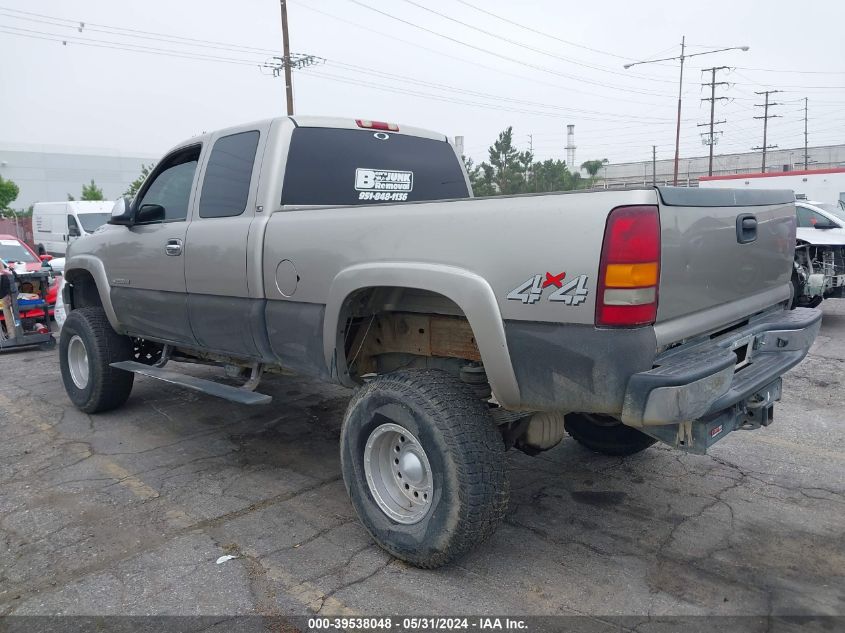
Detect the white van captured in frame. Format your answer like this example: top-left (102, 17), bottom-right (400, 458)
top-left (32, 201), bottom-right (113, 255)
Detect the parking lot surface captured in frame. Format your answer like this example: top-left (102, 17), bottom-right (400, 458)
top-left (1, 303), bottom-right (843, 622)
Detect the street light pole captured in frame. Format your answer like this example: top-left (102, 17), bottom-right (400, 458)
top-left (624, 41), bottom-right (749, 186)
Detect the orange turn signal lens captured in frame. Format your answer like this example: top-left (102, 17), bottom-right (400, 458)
top-left (604, 262), bottom-right (659, 288)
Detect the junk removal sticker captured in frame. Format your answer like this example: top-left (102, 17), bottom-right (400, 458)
top-left (355, 168), bottom-right (413, 201)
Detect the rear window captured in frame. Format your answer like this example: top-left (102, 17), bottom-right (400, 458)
top-left (0, 239), bottom-right (38, 264)
top-left (281, 127), bottom-right (469, 206)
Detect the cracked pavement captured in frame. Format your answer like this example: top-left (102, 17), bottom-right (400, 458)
top-left (0, 302), bottom-right (843, 620)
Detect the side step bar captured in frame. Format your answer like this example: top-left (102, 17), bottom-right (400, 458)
top-left (110, 361), bottom-right (272, 405)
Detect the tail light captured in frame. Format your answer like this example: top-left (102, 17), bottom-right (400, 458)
top-left (356, 119), bottom-right (399, 131)
top-left (595, 205), bottom-right (660, 327)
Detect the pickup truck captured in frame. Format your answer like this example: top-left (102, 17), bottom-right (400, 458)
top-left (60, 115), bottom-right (821, 568)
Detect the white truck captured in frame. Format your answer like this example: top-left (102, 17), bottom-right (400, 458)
top-left (32, 201), bottom-right (113, 256)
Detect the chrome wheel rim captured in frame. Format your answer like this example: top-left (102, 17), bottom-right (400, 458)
top-left (67, 335), bottom-right (90, 390)
top-left (363, 422), bottom-right (433, 524)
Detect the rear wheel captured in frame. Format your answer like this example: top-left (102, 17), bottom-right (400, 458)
top-left (565, 413), bottom-right (656, 457)
top-left (60, 307), bottom-right (134, 413)
top-left (340, 369), bottom-right (508, 568)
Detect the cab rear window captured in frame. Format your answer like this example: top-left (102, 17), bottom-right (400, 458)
top-left (281, 127), bottom-right (469, 206)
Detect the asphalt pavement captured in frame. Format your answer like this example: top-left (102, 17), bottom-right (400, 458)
top-left (1, 303), bottom-right (843, 625)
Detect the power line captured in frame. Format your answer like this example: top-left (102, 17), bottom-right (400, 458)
top-left (344, 0), bottom-right (678, 99)
top-left (293, 2), bottom-right (679, 107)
top-left (0, 6), bottom-right (278, 55)
top-left (324, 61), bottom-right (676, 123)
top-left (397, 0), bottom-right (676, 84)
top-left (454, 0), bottom-right (635, 62)
top-left (0, 25), bottom-right (268, 66)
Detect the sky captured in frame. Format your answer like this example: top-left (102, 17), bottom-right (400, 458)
top-left (1, 0), bottom-right (843, 168)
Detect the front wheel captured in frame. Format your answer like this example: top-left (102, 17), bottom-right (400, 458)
top-left (565, 413), bottom-right (656, 457)
top-left (340, 369), bottom-right (508, 568)
top-left (60, 307), bottom-right (134, 413)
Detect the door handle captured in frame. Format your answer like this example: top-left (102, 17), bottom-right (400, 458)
top-left (736, 214), bottom-right (757, 244)
top-left (165, 239), bottom-right (183, 256)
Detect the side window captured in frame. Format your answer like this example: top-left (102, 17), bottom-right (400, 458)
top-left (796, 207), bottom-right (812, 228)
top-left (796, 206), bottom-right (829, 228)
top-left (199, 131), bottom-right (260, 218)
top-left (136, 145), bottom-right (201, 223)
top-left (68, 215), bottom-right (80, 235)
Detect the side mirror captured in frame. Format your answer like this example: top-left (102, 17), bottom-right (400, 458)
top-left (109, 197), bottom-right (135, 226)
top-left (68, 224), bottom-right (81, 237)
top-left (813, 221), bottom-right (838, 230)
top-left (136, 204), bottom-right (166, 224)
top-left (39, 254), bottom-right (53, 262)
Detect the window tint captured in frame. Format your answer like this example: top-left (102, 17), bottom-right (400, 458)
top-left (796, 206), bottom-right (833, 228)
top-left (282, 127), bottom-right (469, 206)
top-left (136, 145), bottom-right (201, 223)
top-left (199, 131), bottom-right (260, 218)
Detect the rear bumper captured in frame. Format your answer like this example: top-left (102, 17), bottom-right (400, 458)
top-left (621, 307), bottom-right (821, 426)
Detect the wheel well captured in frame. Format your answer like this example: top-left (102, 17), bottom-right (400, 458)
top-left (65, 269), bottom-right (103, 311)
top-left (338, 286), bottom-right (484, 384)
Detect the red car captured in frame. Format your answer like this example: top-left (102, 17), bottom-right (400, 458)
top-left (0, 234), bottom-right (58, 321)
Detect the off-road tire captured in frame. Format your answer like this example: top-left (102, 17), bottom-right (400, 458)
top-left (565, 413), bottom-right (656, 457)
top-left (340, 369), bottom-right (508, 568)
top-left (60, 307), bottom-right (134, 413)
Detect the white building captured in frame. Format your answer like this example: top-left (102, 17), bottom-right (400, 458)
top-left (0, 142), bottom-right (158, 209)
top-left (599, 144), bottom-right (845, 188)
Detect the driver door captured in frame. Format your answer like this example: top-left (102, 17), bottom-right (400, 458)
top-left (102, 144), bottom-right (203, 345)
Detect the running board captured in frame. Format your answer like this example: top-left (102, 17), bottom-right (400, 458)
top-left (110, 361), bottom-right (272, 405)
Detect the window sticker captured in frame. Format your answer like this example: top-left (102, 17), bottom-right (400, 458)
top-left (355, 168), bottom-right (413, 202)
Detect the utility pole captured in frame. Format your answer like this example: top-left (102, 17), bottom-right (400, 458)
top-left (752, 90), bottom-right (782, 172)
top-left (623, 41), bottom-right (748, 187)
top-left (652, 145), bottom-right (657, 185)
top-left (672, 36), bottom-right (685, 186)
top-left (698, 66), bottom-right (730, 176)
top-left (527, 134), bottom-right (534, 191)
top-left (279, 0), bottom-right (294, 115)
top-left (803, 97), bottom-right (809, 170)
top-left (263, 2), bottom-right (324, 114)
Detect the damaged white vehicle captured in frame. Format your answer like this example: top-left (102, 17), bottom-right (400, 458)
top-left (792, 200), bottom-right (845, 307)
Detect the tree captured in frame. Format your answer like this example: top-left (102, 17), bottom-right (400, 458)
top-left (81, 179), bottom-right (105, 201)
top-left (487, 127), bottom-right (533, 195)
top-left (124, 163), bottom-right (155, 199)
top-left (462, 127), bottom-right (596, 197)
top-left (0, 175), bottom-right (20, 216)
top-left (580, 158), bottom-right (609, 178)
top-left (68, 179), bottom-right (105, 201)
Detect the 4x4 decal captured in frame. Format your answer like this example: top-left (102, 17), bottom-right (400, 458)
top-left (507, 272), bottom-right (590, 305)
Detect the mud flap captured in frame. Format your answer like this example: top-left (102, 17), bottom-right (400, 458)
top-left (640, 378), bottom-right (782, 454)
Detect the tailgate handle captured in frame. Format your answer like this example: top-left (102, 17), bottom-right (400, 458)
top-left (736, 214), bottom-right (757, 244)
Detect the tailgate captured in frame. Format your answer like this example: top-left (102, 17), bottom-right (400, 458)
top-left (655, 187), bottom-right (796, 345)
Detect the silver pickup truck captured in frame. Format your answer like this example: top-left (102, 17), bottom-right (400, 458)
top-left (60, 115), bottom-right (821, 568)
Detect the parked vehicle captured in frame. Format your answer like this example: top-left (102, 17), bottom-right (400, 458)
top-left (60, 116), bottom-right (821, 567)
top-left (32, 201), bottom-right (113, 256)
top-left (46, 257), bottom-right (66, 275)
top-left (0, 234), bottom-right (58, 320)
top-left (791, 200), bottom-right (845, 306)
